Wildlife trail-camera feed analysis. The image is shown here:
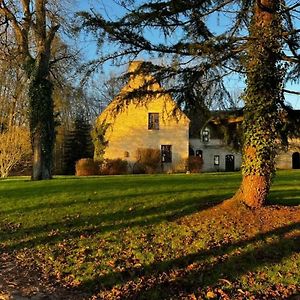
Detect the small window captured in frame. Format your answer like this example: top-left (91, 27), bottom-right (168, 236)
top-left (148, 113), bottom-right (159, 130)
top-left (195, 150), bottom-right (203, 158)
top-left (214, 155), bottom-right (220, 166)
top-left (202, 128), bottom-right (210, 142)
top-left (161, 145), bottom-right (172, 163)
top-left (124, 151), bottom-right (130, 158)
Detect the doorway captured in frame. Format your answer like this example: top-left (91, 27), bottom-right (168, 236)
top-left (225, 154), bottom-right (235, 172)
top-left (292, 152), bottom-right (300, 169)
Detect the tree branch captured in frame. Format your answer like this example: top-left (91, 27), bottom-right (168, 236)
top-left (284, 89), bottom-right (300, 95)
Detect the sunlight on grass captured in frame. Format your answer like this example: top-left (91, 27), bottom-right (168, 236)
top-left (0, 171), bottom-right (299, 298)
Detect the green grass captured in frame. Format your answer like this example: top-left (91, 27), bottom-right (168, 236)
top-left (0, 171), bottom-right (299, 299)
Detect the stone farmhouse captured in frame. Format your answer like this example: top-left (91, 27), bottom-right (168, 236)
top-left (95, 61), bottom-right (190, 173)
top-left (96, 61), bottom-right (300, 173)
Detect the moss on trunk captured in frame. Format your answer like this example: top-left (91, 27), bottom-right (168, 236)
top-left (239, 0), bottom-right (283, 208)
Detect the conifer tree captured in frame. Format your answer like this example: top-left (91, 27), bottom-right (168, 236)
top-left (63, 115), bottom-right (93, 175)
top-left (79, 0), bottom-right (300, 208)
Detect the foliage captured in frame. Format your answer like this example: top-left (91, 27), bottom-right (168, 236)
top-left (75, 158), bottom-right (99, 176)
top-left (135, 148), bottom-right (161, 174)
top-left (188, 156), bottom-right (203, 173)
top-left (0, 172), bottom-right (299, 298)
top-left (241, 5), bottom-right (284, 178)
top-left (28, 77), bottom-right (56, 179)
top-left (63, 115), bottom-right (94, 175)
top-left (0, 126), bottom-right (32, 178)
top-left (0, 1), bottom-right (74, 180)
top-left (78, 0), bottom-right (300, 206)
top-left (100, 158), bottom-right (128, 175)
top-left (92, 122), bottom-right (109, 162)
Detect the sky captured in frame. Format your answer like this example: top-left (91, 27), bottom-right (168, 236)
top-left (75, 0), bottom-right (300, 109)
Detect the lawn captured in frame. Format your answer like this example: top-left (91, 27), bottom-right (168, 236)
top-left (0, 171), bottom-right (299, 299)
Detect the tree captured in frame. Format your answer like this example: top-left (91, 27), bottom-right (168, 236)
top-left (79, 0), bottom-right (300, 208)
top-left (0, 43), bottom-right (28, 128)
top-left (0, 126), bottom-right (31, 178)
top-left (63, 115), bottom-right (94, 175)
top-left (0, 0), bottom-right (61, 180)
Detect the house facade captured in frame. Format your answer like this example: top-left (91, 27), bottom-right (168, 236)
top-left (95, 61), bottom-right (190, 173)
top-left (276, 139), bottom-right (300, 170)
top-left (189, 135), bottom-right (242, 172)
top-left (189, 127), bottom-right (300, 172)
top-left (96, 62), bottom-right (300, 173)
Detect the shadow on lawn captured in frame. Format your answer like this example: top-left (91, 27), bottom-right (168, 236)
top-left (80, 222), bottom-right (300, 299)
top-left (268, 190), bottom-right (300, 206)
top-left (0, 192), bottom-right (229, 252)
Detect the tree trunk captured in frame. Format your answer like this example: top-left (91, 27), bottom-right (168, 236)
top-left (29, 77), bottom-right (55, 180)
top-left (236, 0), bottom-right (283, 208)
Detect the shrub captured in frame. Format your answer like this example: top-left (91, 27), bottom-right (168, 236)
top-left (0, 126), bottom-right (32, 178)
top-left (132, 162), bottom-right (146, 174)
top-left (100, 158), bottom-right (128, 175)
top-left (75, 158), bottom-right (99, 176)
top-left (135, 148), bottom-right (161, 174)
top-left (188, 156), bottom-right (203, 173)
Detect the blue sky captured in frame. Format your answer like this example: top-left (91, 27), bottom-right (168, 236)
top-left (75, 0), bottom-right (300, 108)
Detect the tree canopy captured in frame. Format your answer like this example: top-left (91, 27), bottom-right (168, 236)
top-left (79, 0), bottom-right (299, 106)
top-left (79, 0), bottom-right (300, 207)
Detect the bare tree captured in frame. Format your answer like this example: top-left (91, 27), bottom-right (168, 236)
top-left (0, 126), bottom-right (31, 178)
top-left (0, 0), bottom-right (63, 180)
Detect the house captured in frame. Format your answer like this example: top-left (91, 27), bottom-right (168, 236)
top-left (189, 110), bottom-right (300, 172)
top-left (276, 139), bottom-right (300, 169)
top-left (95, 61), bottom-right (190, 173)
top-left (189, 129), bottom-right (242, 172)
top-left (95, 62), bottom-right (300, 173)
top-left (189, 111), bottom-right (243, 172)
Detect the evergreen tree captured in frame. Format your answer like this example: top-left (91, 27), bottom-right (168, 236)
top-left (63, 115), bottom-right (94, 175)
top-left (79, 0), bottom-right (300, 208)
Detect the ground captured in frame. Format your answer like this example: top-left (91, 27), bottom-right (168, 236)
top-left (0, 172), bottom-right (299, 299)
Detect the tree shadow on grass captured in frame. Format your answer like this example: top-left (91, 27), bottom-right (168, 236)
top-left (268, 190), bottom-right (300, 206)
top-left (0, 174), bottom-right (220, 199)
top-left (0, 192), bottom-right (230, 252)
top-left (79, 222), bottom-right (300, 299)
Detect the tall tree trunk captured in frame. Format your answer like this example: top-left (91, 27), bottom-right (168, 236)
top-left (28, 76), bottom-right (55, 180)
top-left (236, 0), bottom-right (283, 208)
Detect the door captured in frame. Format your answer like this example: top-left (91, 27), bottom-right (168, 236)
top-left (225, 154), bottom-right (235, 172)
top-left (292, 152), bottom-right (300, 169)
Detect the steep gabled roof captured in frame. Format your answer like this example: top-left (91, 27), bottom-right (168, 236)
top-left (97, 61), bottom-right (189, 125)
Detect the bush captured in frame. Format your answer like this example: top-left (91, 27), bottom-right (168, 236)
top-left (0, 126), bottom-right (32, 178)
top-left (100, 158), bottom-right (128, 175)
top-left (135, 148), bottom-right (161, 174)
top-left (132, 162), bottom-right (146, 174)
top-left (75, 158), bottom-right (99, 176)
top-left (188, 156), bottom-right (203, 173)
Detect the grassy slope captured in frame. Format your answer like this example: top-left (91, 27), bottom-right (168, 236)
top-left (0, 171), bottom-right (299, 299)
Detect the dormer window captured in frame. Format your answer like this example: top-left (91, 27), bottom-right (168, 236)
top-left (202, 128), bottom-right (210, 142)
top-left (148, 113), bottom-right (159, 130)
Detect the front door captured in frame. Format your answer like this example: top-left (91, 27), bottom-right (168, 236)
top-left (225, 154), bottom-right (235, 172)
top-left (292, 152), bottom-right (300, 169)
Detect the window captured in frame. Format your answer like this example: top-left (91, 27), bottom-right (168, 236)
top-left (195, 150), bottom-right (203, 158)
top-left (202, 128), bottom-right (210, 142)
top-left (214, 155), bottom-right (220, 166)
top-left (148, 113), bottom-right (159, 130)
top-left (161, 145), bottom-right (172, 163)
